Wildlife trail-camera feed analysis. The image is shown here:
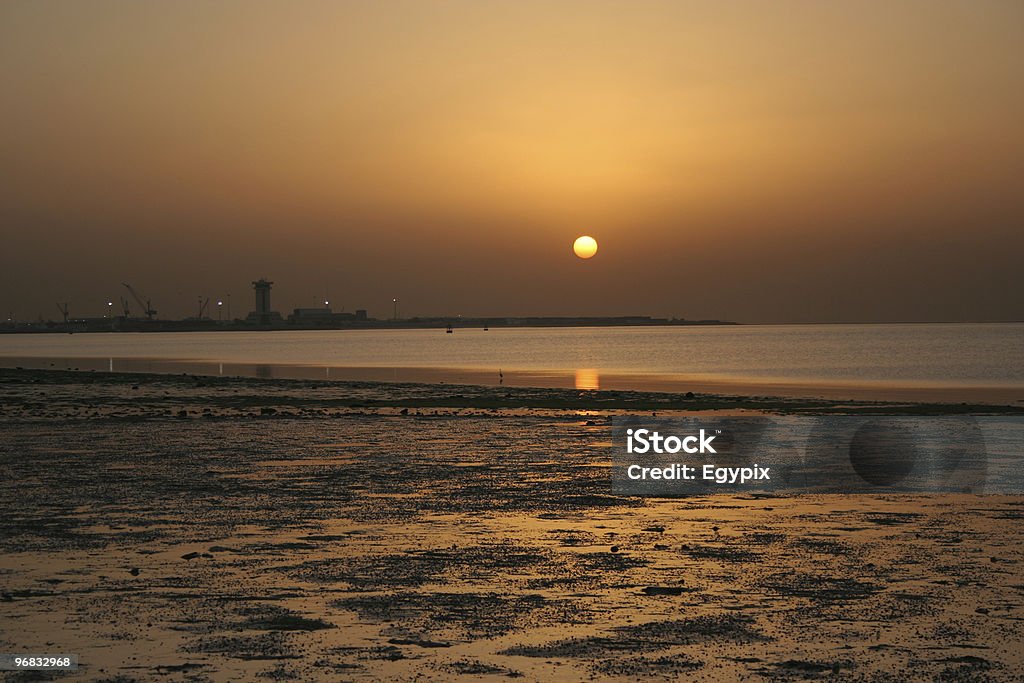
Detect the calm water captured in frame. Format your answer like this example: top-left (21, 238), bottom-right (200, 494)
top-left (0, 324), bottom-right (1021, 393)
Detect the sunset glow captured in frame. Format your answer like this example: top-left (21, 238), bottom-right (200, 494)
top-left (0, 2), bottom-right (1021, 322)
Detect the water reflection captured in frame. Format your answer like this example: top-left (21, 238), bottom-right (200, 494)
top-left (575, 368), bottom-right (599, 391)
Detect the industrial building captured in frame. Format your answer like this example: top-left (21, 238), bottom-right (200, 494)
top-left (288, 308), bottom-right (369, 326)
top-left (245, 279), bottom-right (283, 326)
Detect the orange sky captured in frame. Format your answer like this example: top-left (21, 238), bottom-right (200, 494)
top-left (1, 1), bottom-right (1022, 322)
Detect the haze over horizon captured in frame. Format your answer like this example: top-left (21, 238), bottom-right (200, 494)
top-left (2, 1), bottom-right (1022, 324)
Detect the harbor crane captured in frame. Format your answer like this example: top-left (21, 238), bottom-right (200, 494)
top-left (121, 283), bottom-right (157, 320)
top-left (119, 297), bottom-right (131, 318)
top-left (56, 302), bottom-right (69, 324)
top-left (197, 296), bottom-right (210, 320)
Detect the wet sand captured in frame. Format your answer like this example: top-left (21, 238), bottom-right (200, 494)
top-left (3, 355), bottom-right (1023, 406)
top-left (1, 369), bottom-right (1023, 681)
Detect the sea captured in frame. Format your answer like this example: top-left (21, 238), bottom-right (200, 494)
top-left (0, 323), bottom-right (1021, 401)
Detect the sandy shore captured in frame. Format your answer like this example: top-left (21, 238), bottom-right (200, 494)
top-left (3, 355), bottom-right (1023, 406)
top-left (1, 369), bottom-right (1023, 681)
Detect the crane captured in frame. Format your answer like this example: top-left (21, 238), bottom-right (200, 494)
top-left (119, 297), bottom-right (131, 318)
top-left (56, 302), bottom-right (69, 324)
top-left (121, 283), bottom-right (157, 320)
top-left (197, 296), bottom-right (210, 320)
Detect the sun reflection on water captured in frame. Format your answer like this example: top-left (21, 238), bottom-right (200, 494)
top-left (575, 368), bottom-right (599, 391)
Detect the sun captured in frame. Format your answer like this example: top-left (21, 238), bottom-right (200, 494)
top-left (573, 235), bottom-right (598, 259)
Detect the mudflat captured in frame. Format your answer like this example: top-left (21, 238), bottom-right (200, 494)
top-left (1, 369), bottom-right (1022, 681)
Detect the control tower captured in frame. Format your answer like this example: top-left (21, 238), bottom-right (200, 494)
top-left (253, 279), bottom-right (272, 316)
top-left (247, 279), bottom-right (282, 325)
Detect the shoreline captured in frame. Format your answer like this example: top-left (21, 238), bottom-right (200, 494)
top-left (0, 316), bottom-right (738, 334)
top-left (1, 367), bottom-right (1021, 418)
top-left (1, 356), bottom-right (1022, 408)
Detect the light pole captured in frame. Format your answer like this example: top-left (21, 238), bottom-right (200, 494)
top-left (393, 298), bottom-right (398, 321)
top-left (106, 301), bottom-right (113, 318)
top-left (217, 300), bottom-right (223, 322)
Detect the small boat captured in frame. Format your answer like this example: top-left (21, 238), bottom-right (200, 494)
top-left (446, 324), bottom-right (453, 334)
